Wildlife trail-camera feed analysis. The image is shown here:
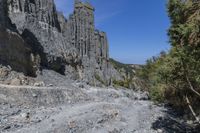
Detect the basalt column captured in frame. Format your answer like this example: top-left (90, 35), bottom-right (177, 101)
top-left (66, 1), bottom-right (97, 83)
top-left (94, 30), bottom-right (111, 85)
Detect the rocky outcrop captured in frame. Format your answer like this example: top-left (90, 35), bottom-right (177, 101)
top-left (0, 0), bottom-right (111, 85)
top-left (63, 0), bottom-right (111, 84)
top-left (0, 30), bottom-right (36, 76)
top-left (7, 0), bottom-right (75, 75)
top-left (0, 0), bottom-right (36, 76)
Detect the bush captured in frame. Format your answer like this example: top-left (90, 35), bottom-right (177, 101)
top-left (150, 84), bottom-right (166, 103)
top-left (137, 1), bottom-right (200, 115)
top-left (113, 79), bottom-right (130, 88)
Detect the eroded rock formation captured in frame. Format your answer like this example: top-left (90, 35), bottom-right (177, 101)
top-left (64, 0), bottom-right (111, 84)
top-left (0, 0), bottom-right (111, 85)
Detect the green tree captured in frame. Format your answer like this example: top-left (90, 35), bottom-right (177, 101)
top-left (137, 0), bottom-right (200, 121)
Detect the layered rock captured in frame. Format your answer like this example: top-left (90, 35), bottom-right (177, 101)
top-left (0, 0), bottom-right (111, 85)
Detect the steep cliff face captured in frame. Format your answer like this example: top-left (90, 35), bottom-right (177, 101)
top-left (0, 30), bottom-right (36, 76)
top-left (64, 0), bottom-right (111, 84)
top-left (94, 30), bottom-right (110, 85)
top-left (0, 0), bottom-right (36, 76)
top-left (7, 0), bottom-right (77, 75)
top-left (0, 0), bottom-right (111, 85)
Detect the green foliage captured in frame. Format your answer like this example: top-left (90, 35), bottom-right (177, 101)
top-left (150, 84), bottom-right (166, 103)
top-left (168, 0), bottom-right (200, 46)
top-left (167, 0), bottom-right (200, 109)
top-left (95, 74), bottom-right (108, 86)
top-left (138, 0), bottom-right (200, 111)
top-left (113, 79), bottom-right (130, 88)
top-left (137, 51), bottom-right (173, 103)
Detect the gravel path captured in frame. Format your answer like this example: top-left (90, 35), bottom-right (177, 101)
top-left (0, 84), bottom-right (168, 133)
top-left (12, 101), bottom-right (162, 133)
top-left (0, 69), bottom-right (198, 133)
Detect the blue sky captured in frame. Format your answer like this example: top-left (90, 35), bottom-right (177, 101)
top-left (55, 0), bottom-right (170, 64)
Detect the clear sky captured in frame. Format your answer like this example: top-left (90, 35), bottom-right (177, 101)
top-left (55, 0), bottom-right (171, 64)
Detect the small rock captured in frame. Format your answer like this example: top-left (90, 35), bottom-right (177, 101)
top-left (109, 128), bottom-right (121, 133)
top-left (97, 119), bottom-right (104, 124)
top-left (3, 125), bottom-right (11, 130)
top-left (68, 120), bottom-right (76, 129)
top-left (11, 109), bottom-right (21, 116)
top-left (10, 78), bottom-right (21, 86)
top-left (120, 117), bottom-right (126, 122)
top-left (21, 112), bottom-right (30, 120)
top-left (48, 84), bottom-right (53, 87)
top-left (0, 68), bottom-right (9, 77)
top-left (34, 81), bottom-right (45, 87)
top-left (79, 83), bottom-right (85, 88)
top-left (14, 124), bottom-right (22, 128)
top-left (157, 129), bottom-right (163, 133)
top-left (186, 120), bottom-right (193, 125)
top-left (32, 93), bottom-right (37, 97)
top-left (139, 92), bottom-right (150, 100)
top-left (35, 119), bottom-right (42, 123)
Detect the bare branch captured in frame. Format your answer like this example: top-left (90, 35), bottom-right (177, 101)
top-left (186, 75), bottom-right (200, 97)
top-left (186, 95), bottom-right (200, 124)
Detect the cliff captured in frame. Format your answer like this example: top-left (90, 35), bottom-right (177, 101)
top-left (0, 0), bottom-right (111, 85)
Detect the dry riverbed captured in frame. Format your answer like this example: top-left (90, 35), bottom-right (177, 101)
top-left (0, 84), bottom-right (197, 133)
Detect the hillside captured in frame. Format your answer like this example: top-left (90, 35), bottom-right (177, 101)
top-left (110, 58), bottom-right (147, 90)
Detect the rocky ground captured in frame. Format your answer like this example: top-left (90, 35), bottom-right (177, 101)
top-left (0, 70), bottom-right (199, 133)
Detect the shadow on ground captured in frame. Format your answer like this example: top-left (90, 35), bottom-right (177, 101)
top-left (152, 106), bottom-right (200, 133)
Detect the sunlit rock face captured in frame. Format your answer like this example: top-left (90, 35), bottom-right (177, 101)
top-left (0, 0), bottom-right (111, 85)
top-left (64, 0), bottom-right (111, 84)
top-left (7, 0), bottom-right (73, 75)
